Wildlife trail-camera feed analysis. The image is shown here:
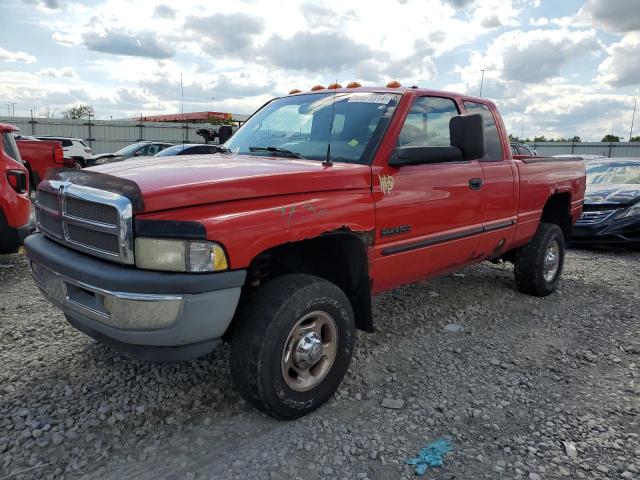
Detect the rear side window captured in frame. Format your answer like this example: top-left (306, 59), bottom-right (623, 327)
top-left (60, 139), bottom-right (73, 147)
top-left (398, 96), bottom-right (459, 147)
top-left (2, 132), bottom-right (22, 164)
top-left (463, 101), bottom-right (503, 161)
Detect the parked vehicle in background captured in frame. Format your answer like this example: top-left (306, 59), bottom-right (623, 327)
top-left (0, 124), bottom-right (32, 253)
top-left (510, 142), bottom-right (537, 159)
top-left (554, 154), bottom-right (607, 162)
top-left (154, 143), bottom-right (222, 157)
top-left (34, 136), bottom-right (92, 168)
top-left (15, 136), bottom-right (67, 188)
top-left (25, 84), bottom-right (585, 419)
top-left (572, 158), bottom-right (640, 247)
top-left (88, 141), bottom-right (172, 166)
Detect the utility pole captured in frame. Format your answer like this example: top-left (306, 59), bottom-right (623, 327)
top-left (211, 97), bottom-right (215, 112)
top-left (630, 97), bottom-right (637, 141)
top-left (7, 103), bottom-right (16, 116)
top-left (180, 74), bottom-right (184, 117)
top-left (521, 116), bottom-right (525, 140)
top-left (479, 70), bottom-right (485, 97)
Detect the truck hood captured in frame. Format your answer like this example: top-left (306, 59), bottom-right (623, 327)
top-left (584, 183), bottom-right (640, 206)
top-left (89, 154), bottom-right (372, 213)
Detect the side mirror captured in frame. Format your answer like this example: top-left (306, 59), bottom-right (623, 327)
top-left (389, 146), bottom-right (463, 166)
top-left (218, 125), bottom-right (233, 144)
top-left (449, 113), bottom-right (485, 160)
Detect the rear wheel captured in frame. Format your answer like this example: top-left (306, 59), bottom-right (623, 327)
top-left (514, 222), bottom-right (565, 296)
top-left (230, 274), bottom-right (355, 419)
top-left (0, 212), bottom-right (20, 254)
top-left (70, 160), bottom-right (83, 169)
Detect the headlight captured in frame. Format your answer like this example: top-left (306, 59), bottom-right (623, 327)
top-left (617, 202), bottom-right (640, 219)
top-left (135, 238), bottom-right (228, 272)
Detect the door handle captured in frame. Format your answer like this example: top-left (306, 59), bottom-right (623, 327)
top-left (469, 178), bottom-right (483, 190)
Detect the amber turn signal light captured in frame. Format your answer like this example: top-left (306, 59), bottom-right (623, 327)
top-left (386, 80), bottom-right (402, 88)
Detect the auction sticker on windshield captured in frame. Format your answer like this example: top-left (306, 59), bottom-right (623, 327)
top-left (347, 94), bottom-right (395, 104)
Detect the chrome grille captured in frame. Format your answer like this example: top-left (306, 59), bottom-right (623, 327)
top-left (576, 209), bottom-right (618, 225)
top-left (35, 181), bottom-right (134, 264)
top-left (66, 223), bottom-right (121, 253)
top-left (37, 190), bottom-right (59, 212)
top-left (64, 197), bottom-right (119, 225)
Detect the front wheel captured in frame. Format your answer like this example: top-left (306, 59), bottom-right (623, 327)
top-left (514, 222), bottom-right (565, 296)
top-left (230, 274), bottom-right (355, 419)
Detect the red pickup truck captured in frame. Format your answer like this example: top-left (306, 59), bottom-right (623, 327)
top-left (0, 124), bottom-right (32, 253)
top-left (15, 137), bottom-right (66, 189)
top-left (24, 85), bottom-right (585, 419)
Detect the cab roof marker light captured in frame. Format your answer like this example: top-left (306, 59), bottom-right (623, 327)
top-left (310, 85), bottom-right (326, 91)
top-left (327, 83), bottom-right (342, 89)
top-left (346, 81), bottom-right (362, 88)
top-left (289, 89), bottom-right (302, 95)
top-left (386, 80), bottom-right (402, 88)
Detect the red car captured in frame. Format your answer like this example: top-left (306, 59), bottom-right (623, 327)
top-left (15, 136), bottom-right (66, 188)
top-left (0, 124), bottom-right (32, 253)
top-left (25, 84), bottom-right (585, 418)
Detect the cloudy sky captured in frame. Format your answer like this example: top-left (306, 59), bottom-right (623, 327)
top-left (0, 0), bottom-right (639, 140)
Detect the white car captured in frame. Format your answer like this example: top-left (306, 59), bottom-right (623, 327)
top-left (34, 136), bottom-right (92, 168)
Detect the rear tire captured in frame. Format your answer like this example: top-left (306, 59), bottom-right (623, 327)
top-left (230, 274), bottom-right (355, 419)
top-left (71, 160), bottom-right (83, 169)
top-left (0, 212), bottom-right (20, 254)
top-left (514, 222), bottom-right (565, 296)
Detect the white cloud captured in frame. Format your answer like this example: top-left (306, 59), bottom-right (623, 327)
top-left (457, 29), bottom-right (601, 85)
top-left (37, 67), bottom-right (78, 78)
top-left (597, 33), bottom-right (640, 87)
top-left (580, 0), bottom-right (640, 33)
top-left (0, 47), bottom-right (36, 63)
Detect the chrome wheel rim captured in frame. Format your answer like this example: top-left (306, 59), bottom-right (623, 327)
top-left (281, 311), bottom-right (338, 392)
top-left (543, 239), bottom-right (560, 282)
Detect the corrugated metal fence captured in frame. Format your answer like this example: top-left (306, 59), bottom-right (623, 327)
top-left (0, 116), bottom-right (224, 154)
top-left (531, 142), bottom-right (640, 158)
top-left (4, 116), bottom-right (639, 159)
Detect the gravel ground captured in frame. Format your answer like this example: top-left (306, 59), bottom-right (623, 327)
top-left (1, 248), bottom-right (639, 480)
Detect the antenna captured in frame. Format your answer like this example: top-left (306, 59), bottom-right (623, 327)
top-left (323, 80), bottom-right (338, 167)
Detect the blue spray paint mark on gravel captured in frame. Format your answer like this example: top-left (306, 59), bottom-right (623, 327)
top-left (406, 438), bottom-right (453, 476)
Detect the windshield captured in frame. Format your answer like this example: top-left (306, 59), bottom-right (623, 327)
top-left (225, 92), bottom-right (400, 164)
top-left (115, 142), bottom-right (146, 156)
top-left (587, 163), bottom-right (640, 185)
top-left (155, 145), bottom-right (187, 157)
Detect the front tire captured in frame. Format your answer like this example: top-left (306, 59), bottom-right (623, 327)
top-left (230, 274), bottom-right (355, 419)
top-left (514, 222), bottom-right (565, 296)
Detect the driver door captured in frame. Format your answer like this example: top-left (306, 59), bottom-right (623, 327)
top-left (371, 95), bottom-right (485, 293)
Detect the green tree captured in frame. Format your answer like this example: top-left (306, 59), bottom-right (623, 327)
top-left (630, 136), bottom-right (640, 142)
top-left (61, 104), bottom-right (94, 119)
top-left (533, 135), bottom-right (547, 142)
top-left (570, 136), bottom-right (581, 143)
top-left (601, 134), bottom-right (620, 142)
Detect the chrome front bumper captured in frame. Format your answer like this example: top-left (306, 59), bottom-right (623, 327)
top-left (32, 262), bottom-right (184, 331)
top-left (25, 233), bottom-right (246, 360)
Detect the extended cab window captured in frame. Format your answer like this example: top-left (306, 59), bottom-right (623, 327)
top-left (463, 101), bottom-right (503, 161)
top-left (398, 97), bottom-right (459, 147)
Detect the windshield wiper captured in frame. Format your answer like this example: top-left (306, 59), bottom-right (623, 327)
top-left (249, 146), bottom-right (304, 159)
